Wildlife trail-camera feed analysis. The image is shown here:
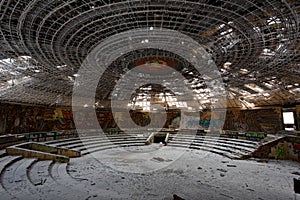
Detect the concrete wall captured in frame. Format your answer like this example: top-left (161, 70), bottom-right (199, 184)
top-left (1, 102), bottom-right (299, 135)
top-left (252, 136), bottom-right (300, 162)
top-left (223, 107), bottom-right (283, 134)
top-left (0, 103), bottom-right (74, 134)
top-left (199, 107), bottom-right (283, 133)
top-left (296, 105), bottom-right (300, 130)
top-left (0, 103), bottom-right (180, 134)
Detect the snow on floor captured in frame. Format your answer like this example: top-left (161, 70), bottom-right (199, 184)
top-left (64, 145), bottom-right (300, 200)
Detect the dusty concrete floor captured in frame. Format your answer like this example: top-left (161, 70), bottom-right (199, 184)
top-left (0, 144), bottom-right (299, 200)
top-left (63, 145), bottom-right (299, 200)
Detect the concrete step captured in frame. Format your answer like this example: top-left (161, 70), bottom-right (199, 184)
top-left (49, 162), bottom-right (89, 199)
top-left (80, 142), bottom-right (146, 155)
top-left (62, 137), bottom-right (147, 149)
top-left (169, 138), bottom-right (256, 153)
top-left (169, 140), bottom-right (244, 154)
top-left (27, 160), bottom-right (53, 187)
top-left (170, 134), bottom-right (258, 145)
top-left (168, 143), bottom-right (241, 159)
top-left (0, 156), bottom-right (23, 174)
top-left (0, 155), bottom-right (23, 199)
top-left (49, 162), bottom-right (68, 181)
top-left (168, 141), bottom-right (249, 158)
top-left (1, 158), bottom-right (38, 199)
top-left (169, 136), bottom-right (258, 149)
top-left (46, 134), bottom-right (147, 147)
top-left (44, 137), bottom-right (81, 145)
top-left (0, 149), bottom-right (7, 158)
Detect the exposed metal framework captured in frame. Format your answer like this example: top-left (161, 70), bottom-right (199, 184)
top-left (0, 0), bottom-right (300, 108)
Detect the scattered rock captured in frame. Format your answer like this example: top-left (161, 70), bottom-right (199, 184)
top-left (34, 178), bottom-right (46, 186)
top-left (121, 177), bottom-right (125, 179)
top-left (220, 193), bottom-right (233, 199)
top-left (197, 167), bottom-right (202, 170)
top-left (152, 157), bottom-right (165, 162)
top-left (74, 177), bottom-right (89, 181)
top-left (292, 172), bottom-right (300, 176)
top-left (173, 194), bottom-right (185, 200)
top-left (220, 173), bottom-right (225, 177)
top-left (67, 169), bottom-right (77, 172)
top-left (227, 165), bottom-right (237, 168)
top-left (222, 161), bottom-right (229, 163)
top-left (217, 168), bottom-right (227, 173)
top-left (151, 157), bottom-right (172, 162)
top-left (257, 159), bottom-right (268, 163)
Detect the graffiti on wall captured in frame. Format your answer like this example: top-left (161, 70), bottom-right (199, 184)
top-left (54, 108), bottom-right (75, 130)
top-left (97, 111), bottom-right (117, 130)
top-left (223, 108), bottom-right (282, 133)
top-left (180, 111), bottom-right (199, 129)
top-left (0, 103), bottom-right (77, 134)
top-left (0, 103), bottom-right (57, 134)
top-left (269, 141), bottom-right (300, 161)
top-left (0, 103), bottom-right (298, 135)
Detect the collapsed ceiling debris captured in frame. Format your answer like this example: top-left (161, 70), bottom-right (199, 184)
top-left (0, 0), bottom-right (299, 108)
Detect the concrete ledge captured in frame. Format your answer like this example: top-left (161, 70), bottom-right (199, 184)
top-left (6, 142), bottom-right (81, 163)
top-left (0, 134), bottom-right (24, 149)
top-left (252, 135), bottom-right (300, 162)
top-left (145, 132), bottom-right (155, 145)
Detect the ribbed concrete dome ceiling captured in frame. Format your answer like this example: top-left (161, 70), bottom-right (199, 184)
top-left (0, 0), bottom-right (299, 108)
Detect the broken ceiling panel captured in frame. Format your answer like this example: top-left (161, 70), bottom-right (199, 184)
top-left (0, 0), bottom-right (299, 108)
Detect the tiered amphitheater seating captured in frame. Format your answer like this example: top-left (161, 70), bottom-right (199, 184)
top-left (45, 134), bottom-right (148, 155)
top-left (0, 133), bottom-right (150, 199)
top-left (167, 134), bottom-right (259, 159)
top-left (41, 133), bottom-right (259, 159)
top-left (0, 133), bottom-right (263, 199)
top-left (1, 158), bottom-right (38, 199)
top-left (0, 157), bottom-right (90, 199)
